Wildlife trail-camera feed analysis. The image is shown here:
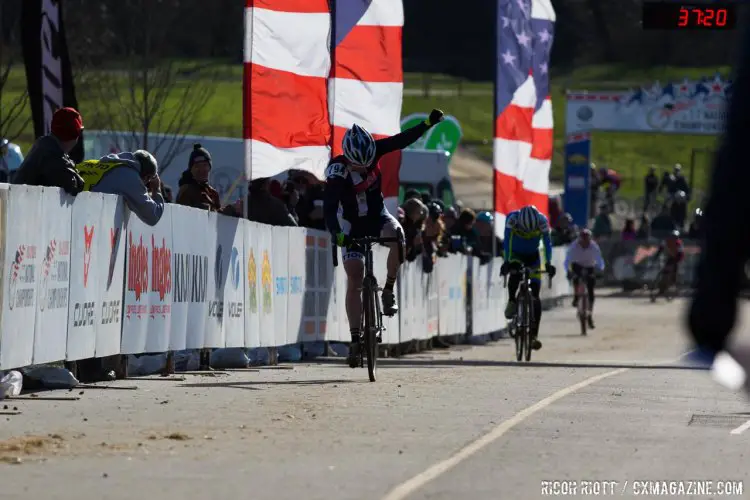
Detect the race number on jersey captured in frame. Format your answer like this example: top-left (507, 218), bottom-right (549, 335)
top-left (325, 162), bottom-right (348, 179)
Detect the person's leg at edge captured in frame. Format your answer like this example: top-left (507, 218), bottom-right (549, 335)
top-left (571, 263), bottom-right (582, 307)
top-left (529, 280), bottom-right (543, 350)
top-left (343, 254), bottom-right (365, 367)
top-left (380, 214), bottom-right (403, 316)
top-left (505, 270), bottom-right (520, 319)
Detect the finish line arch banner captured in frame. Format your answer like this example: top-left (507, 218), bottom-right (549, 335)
top-left (563, 75), bottom-right (730, 224)
top-left (565, 75), bottom-right (730, 136)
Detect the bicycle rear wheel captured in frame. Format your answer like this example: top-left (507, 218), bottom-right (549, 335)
top-left (362, 276), bottom-right (378, 382)
top-left (579, 293), bottom-right (588, 336)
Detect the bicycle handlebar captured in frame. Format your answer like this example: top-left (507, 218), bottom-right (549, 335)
top-left (331, 235), bottom-right (405, 268)
top-left (502, 266), bottom-right (554, 289)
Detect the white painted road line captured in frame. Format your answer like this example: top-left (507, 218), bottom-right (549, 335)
top-left (730, 419), bottom-right (750, 435)
top-left (381, 351), bottom-right (694, 500)
top-left (381, 368), bottom-right (629, 500)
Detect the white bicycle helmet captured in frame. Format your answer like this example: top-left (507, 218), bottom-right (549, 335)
top-left (342, 124), bottom-right (376, 167)
top-left (518, 205), bottom-right (540, 232)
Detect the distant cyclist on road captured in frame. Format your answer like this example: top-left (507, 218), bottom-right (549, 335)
top-left (324, 109), bottom-right (445, 367)
top-left (598, 166), bottom-right (621, 211)
top-left (564, 228), bottom-right (605, 329)
top-left (500, 205), bottom-right (556, 351)
top-left (653, 229), bottom-right (685, 293)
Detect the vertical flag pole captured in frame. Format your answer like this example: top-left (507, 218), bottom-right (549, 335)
top-left (242, 3), bottom-right (250, 220)
top-left (492, 0), bottom-right (500, 259)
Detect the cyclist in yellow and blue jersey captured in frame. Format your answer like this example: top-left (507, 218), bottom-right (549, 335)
top-left (500, 205), bottom-right (556, 350)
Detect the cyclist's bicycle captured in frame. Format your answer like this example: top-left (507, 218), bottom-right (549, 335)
top-left (332, 235), bottom-right (404, 382)
top-left (571, 267), bottom-right (594, 336)
top-left (504, 265), bottom-right (552, 362)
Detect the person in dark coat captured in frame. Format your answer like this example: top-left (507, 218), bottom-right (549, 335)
top-left (175, 143), bottom-right (241, 216)
top-left (13, 107), bottom-right (84, 195)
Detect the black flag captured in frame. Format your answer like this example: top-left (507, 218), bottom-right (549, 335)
top-left (21, 0), bottom-right (83, 163)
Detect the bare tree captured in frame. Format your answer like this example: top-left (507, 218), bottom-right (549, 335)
top-left (0, 0), bottom-right (31, 143)
top-left (80, 0), bottom-right (216, 174)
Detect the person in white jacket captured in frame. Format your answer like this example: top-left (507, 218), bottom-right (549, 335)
top-left (564, 229), bottom-right (606, 329)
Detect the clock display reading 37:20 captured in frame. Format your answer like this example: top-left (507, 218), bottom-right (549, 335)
top-left (642, 2), bottom-right (737, 30)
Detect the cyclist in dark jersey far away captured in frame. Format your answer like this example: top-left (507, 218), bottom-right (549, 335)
top-left (324, 108), bottom-right (445, 367)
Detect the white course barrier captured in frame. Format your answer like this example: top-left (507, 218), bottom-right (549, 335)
top-left (0, 185), bottom-right (571, 370)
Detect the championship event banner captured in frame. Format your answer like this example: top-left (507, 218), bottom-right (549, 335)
top-left (565, 75), bottom-right (730, 136)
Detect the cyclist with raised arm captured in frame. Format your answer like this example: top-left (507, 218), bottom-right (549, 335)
top-left (564, 228), bottom-right (605, 329)
top-left (324, 109), bottom-right (445, 367)
top-left (500, 205), bottom-right (556, 351)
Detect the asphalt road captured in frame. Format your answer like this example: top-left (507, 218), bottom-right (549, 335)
top-left (2, 291), bottom-right (749, 500)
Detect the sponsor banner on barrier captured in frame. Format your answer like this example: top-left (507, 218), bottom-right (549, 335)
top-left (0, 184), bottom-right (585, 370)
top-left (272, 227), bottom-right (290, 347)
top-left (1, 186), bottom-right (42, 369)
top-left (121, 208), bottom-right (174, 355)
top-left (285, 228), bottom-right (306, 345)
top-left (33, 188), bottom-right (73, 364)
top-left (214, 214), bottom-right (245, 348)
top-left (170, 206), bottom-right (210, 350)
top-left (256, 223), bottom-right (275, 347)
top-left (301, 230), bottom-right (333, 342)
top-left (244, 220), bottom-right (261, 348)
top-left (67, 193), bottom-right (126, 361)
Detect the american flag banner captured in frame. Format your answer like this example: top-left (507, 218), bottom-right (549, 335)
top-left (330, 0), bottom-right (404, 212)
top-left (494, 0), bottom-right (555, 232)
top-left (244, 0), bottom-right (404, 201)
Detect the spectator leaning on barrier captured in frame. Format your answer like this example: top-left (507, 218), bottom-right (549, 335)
top-left (247, 177), bottom-right (298, 227)
top-left (14, 107), bottom-right (84, 195)
top-left (401, 197), bottom-right (427, 261)
top-left (450, 208), bottom-right (491, 264)
top-left (76, 150), bottom-right (165, 226)
top-left (474, 211), bottom-right (503, 257)
top-left (176, 143), bottom-right (242, 216)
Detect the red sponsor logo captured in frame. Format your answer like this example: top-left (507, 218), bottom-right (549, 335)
top-left (127, 233), bottom-right (149, 301)
top-left (151, 234), bottom-right (172, 302)
top-left (83, 225), bottom-right (94, 287)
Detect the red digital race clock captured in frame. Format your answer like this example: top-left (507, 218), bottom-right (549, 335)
top-left (642, 2), bottom-right (737, 30)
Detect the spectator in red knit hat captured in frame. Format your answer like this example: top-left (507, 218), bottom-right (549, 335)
top-left (14, 107), bottom-right (84, 195)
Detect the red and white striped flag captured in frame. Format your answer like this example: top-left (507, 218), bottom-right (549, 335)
top-left (243, 0), bottom-right (404, 204)
top-left (329, 0), bottom-right (404, 213)
top-left (494, 0), bottom-right (555, 233)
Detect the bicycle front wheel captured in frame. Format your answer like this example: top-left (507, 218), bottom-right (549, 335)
top-left (363, 278), bottom-right (378, 382)
top-left (515, 296), bottom-right (525, 362)
top-left (524, 294), bottom-right (533, 362)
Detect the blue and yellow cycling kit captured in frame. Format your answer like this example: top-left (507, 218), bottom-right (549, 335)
top-left (503, 209), bottom-right (553, 281)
